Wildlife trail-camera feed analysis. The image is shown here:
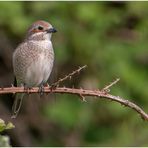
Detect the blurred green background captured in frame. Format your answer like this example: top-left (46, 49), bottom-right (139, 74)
top-left (0, 1), bottom-right (148, 147)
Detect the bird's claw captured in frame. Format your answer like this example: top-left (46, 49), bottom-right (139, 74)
top-left (38, 85), bottom-right (44, 96)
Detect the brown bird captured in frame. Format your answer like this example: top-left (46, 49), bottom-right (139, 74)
top-left (12, 20), bottom-right (57, 118)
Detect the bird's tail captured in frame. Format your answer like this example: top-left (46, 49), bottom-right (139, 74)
top-left (11, 93), bottom-right (25, 118)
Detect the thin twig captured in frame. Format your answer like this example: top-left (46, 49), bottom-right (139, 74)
top-left (102, 78), bottom-right (120, 93)
top-left (79, 94), bottom-right (87, 102)
top-left (51, 65), bottom-right (87, 87)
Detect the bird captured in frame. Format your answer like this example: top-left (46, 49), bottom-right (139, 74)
top-left (12, 20), bottom-right (57, 118)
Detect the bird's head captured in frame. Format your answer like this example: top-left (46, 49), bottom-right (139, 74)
top-left (25, 20), bottom-right (57, 41)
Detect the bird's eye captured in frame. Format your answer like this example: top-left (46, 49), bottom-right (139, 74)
top-left (38, 26), bottom-right (44, 30)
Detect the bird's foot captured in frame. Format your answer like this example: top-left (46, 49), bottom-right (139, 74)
top-left (38, 84), bottom-right (44, 97)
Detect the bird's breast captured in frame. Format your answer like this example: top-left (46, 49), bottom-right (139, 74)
top-left (25, 40), bottom-right (54, 87)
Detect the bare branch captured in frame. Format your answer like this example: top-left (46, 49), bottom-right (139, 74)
top-left (0, 86), bottom-right (148, 121)
top-left (102, 78), bottom-right (120, 93)
top-left (50, 65), bottom-right (87, 87)
top-left (0, 65), bottom-right (147, 121)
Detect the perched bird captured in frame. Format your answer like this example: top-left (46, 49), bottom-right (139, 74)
top-left (12, 20), bottom-right (57, 118)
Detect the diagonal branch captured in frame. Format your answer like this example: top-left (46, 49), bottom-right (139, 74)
top-left (102, 78), bottom-right (120, 92)
top-left (50, 65), bottom-right (87, 87)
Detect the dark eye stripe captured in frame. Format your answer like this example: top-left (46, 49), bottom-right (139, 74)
top-left (38, 26), bottom-right (44, 30)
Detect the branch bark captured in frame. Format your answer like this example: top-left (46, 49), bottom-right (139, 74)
top-left (0, 65), bottom-right (147, 121)
top-left (0, 86), bottom-right (148, 121)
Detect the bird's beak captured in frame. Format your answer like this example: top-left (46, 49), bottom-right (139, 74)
top-left (46, 28), bottom-right (57, 33)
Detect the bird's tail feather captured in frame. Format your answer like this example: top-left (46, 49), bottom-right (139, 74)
top-left (11, 93), bottom-right (25, 118)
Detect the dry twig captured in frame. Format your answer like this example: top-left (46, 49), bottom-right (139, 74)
top-left (0, 86), bottom-right (148, 121)
top-left (50, 65), bottom-right (87, 87)
top-left (102, 78), bottom-right (120, 93)
top-left (0, 65), bottom-right (148, 121)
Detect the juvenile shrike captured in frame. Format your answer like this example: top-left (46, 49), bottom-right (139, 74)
top-left (12, 20), bottom-right (57, 118)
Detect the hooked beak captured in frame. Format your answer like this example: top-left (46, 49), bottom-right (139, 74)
top-left (46, 28), bottom-right (57, 33)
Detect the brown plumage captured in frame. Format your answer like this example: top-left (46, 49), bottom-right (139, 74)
top-left (12, 20), bottom-right (57, 118)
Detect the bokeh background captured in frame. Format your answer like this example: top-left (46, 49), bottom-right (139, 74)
top-left (0, 1), bottom-right (148, 147)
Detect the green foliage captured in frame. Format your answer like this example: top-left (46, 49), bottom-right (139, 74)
top-left (0, 135), bottom-right (11, 147)
top-left (0, 119), bottom-right (14, 147)
top-left (44, 95), bottom-right (92, 129)
top-left (0, 119), bottom-right (15, 132)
